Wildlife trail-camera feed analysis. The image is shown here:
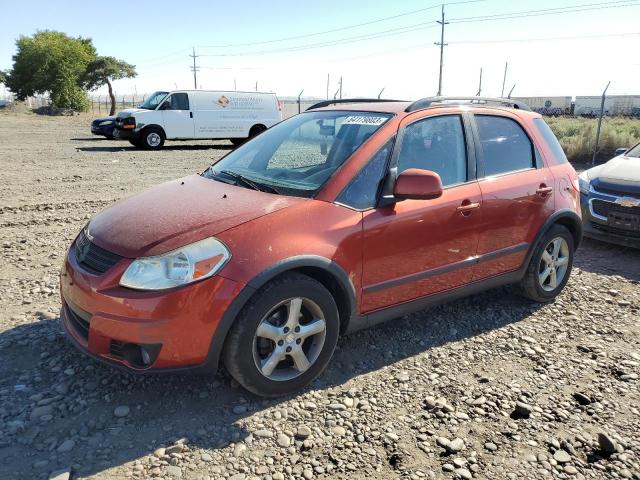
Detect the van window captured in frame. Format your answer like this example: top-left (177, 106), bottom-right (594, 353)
top-left (397, 115), bottom-right (467, 187)
top-left (163, 93), bottom-right (190, 111)
top-left (476, 115), bottom-right (533, 176)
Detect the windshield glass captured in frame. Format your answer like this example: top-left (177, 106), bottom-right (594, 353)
top-left (139, 91), bottom-right (169, 110)
top-left (203, 110), bottom-right (392, 197)
top-left (626, 142), bottom-right (640, 158)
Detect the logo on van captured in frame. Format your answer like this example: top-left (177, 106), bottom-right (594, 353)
top-left (217, 96), bottom-right (230, 108)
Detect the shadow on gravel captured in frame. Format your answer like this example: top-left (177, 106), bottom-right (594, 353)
top-left (70, 137), bottom-right (108, 141)
top-left (574, 238), bottom-right (639, 282)
top-left (0, 286), bottom-right (542, 478)
top-left (76, 144), bottom-right (235, 153)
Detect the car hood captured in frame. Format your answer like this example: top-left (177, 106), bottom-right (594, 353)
top-left (87, 174), bottom-right (303, 258)
top-left (117, 108), bottom-right (148, 118)
top-left (594, 156), bottom-right (640, 182)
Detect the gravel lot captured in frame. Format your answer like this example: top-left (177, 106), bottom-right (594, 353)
top-left (0, 111), bottom-right (639, 480)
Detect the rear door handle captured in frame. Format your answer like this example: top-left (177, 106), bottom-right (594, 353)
top-left (457, 202), bottom-right (480, 213)
top-left (189, 111), bottom-right (193, 118)
top-left (536, 185), bottom-right (553, 195)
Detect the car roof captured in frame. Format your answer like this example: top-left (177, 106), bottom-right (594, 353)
top-left (309, 97), bottom-right (535, 116)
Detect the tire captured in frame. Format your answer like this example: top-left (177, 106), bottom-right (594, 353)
top-left (128, 138), bottom-right (142, 147)
top-left (516, 224), bottom-right (574, 303)
top-left (223, 273), bottom-right (340, 397)
top-left (230, 138), bottom-right (245, 147)
top-left (140, 127), bottom-right (165, 149)
top-left (249, 124), bottom-right (267, 138)
top-left (104, 134), bottom-right (114, 140)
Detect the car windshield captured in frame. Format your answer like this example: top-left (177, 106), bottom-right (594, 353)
top-left (203, 110), bottom-right (393, 197)
top-left (625, 142), bottom-right (640, 158)
top-left (139, 91), bottom-right (169, 110)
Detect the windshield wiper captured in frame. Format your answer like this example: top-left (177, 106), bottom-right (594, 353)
top-left (217, 169), bottom-right (280, 194)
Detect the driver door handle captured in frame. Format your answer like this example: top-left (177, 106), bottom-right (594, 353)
top-left (536, 185), bottom-right (553, 196)
top-left (457, 201), bottom-right (480, 213)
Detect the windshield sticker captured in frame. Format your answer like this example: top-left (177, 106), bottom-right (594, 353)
top-left (343, 115), bottom-right (388, 126)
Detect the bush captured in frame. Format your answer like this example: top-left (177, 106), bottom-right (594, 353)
top-left (546, 117), bottom-right (640, 164)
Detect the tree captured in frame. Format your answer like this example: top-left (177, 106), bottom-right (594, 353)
top-left (0, 70), bottom-right (6, 84)
top-left (78, 56), bottom-right (136, 115)
top-left (5, 31), bottom-right (96, 111)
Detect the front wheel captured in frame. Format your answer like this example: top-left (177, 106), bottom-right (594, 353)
top-left (517, 224), bottom-right (574, 302)
top-left (223, 273), bottom-right (339, 397)
top-left (141, 127), bottom-right (165, 149)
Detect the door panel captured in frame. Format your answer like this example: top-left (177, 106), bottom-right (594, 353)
top-left (160, 93), bottom-right (194, 138)
top-left (361, 183), bottom-right (482, 312)
top-left (471, 114), bottom-right (554, 280)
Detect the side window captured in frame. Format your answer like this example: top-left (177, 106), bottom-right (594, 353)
top-left (476, 115), bottom-right (534, 176)
top-left (337, 138), bottom-right (394, 210)
top-left (163, 93), bottom-right (190, 110)
top-left (533, 118), bottom-right (568, 164)
top-left (397, 115), bottom-right (467, 187)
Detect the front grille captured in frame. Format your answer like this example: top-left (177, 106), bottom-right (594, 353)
top-left (110, 340), bottom-right (126, 360)
top-left (65, 303), bottom-right (91, 341)
top-left (591, 199), bottom-right (640, 218)
top-left (591, 221), bottom-right (640, 238)
top-left (74, 230), bottom-right (123, 275)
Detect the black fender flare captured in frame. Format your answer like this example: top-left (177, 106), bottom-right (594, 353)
top-left (198, 255), bottom-right (357, 374)
top-left (518, 209), bottom-right (583, 277)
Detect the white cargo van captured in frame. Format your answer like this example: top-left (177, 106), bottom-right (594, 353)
top-left (114, 90), bottom-right (282, 149)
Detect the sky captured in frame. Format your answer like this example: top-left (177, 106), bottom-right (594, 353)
top-left (1, 0), bottom-right (639, 100)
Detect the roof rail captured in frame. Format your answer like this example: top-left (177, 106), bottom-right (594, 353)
top-left (306, 98), bottom-right (404, 110)
top-left (405, 96), bottom-right (532, 112)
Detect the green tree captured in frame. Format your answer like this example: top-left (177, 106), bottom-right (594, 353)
top-left (5, 30), bottom-right (96, 111)
top-left (0, 70), bottom-right (6, 84)
top-left (78, 56), bottom-right (137, 115)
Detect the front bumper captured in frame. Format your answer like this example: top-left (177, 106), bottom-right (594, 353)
top-left (60, 241), bottom-right (245, 372)
top-left (112, 127), bottom-right (135, 140)
top-left (581, 191), bottom-right (640, 249)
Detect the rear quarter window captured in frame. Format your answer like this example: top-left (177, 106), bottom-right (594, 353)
top-left (533, 118), bottom-right (568, 164)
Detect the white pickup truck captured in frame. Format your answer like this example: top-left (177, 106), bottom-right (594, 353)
top-left (114, 90), bottom-right (282, 149)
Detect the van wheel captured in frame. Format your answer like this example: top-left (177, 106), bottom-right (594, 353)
top-left (516, 224), bottom-right (574, 303)
top-left (141, 128), bottom-right (165, 149)
top-left (249, 124), bottom-right (267, 138)
top-left (230, 138), bottom-right (245, 147)
top-left (223, 273), bottom-right (339, 397)
top-left (129, 138), bottom-right (142, 147)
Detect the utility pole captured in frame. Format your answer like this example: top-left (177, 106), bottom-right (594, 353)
top-left (476, 67), bottom-right (483, 96)
top-left (501, 61), bottom-right (508, 97)
top-left (189, 47), bottom-right (200, 89)
top-left (234, 78), bottom-right (237, 91)
top-left (339, 77), bottom-right (343, 99)
top-left (592, 81), bottom-right (611, 166)
top-left (435, 4), bottom-right (448, 96)
top-left (326, 73), bottom-right (330, 100)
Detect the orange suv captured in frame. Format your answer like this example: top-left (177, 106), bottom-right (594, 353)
top-left (60, 97), bottom-right (582, 396)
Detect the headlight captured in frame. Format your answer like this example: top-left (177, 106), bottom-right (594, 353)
top-left (99, 120), bottom-right (113, 126)
top-left (578, 172), bottom-right (590, 195)
top-left (120, 237), bottom-right (231, 290)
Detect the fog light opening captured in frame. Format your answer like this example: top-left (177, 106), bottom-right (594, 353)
top-left (116, 342), bottom-right (162, 369)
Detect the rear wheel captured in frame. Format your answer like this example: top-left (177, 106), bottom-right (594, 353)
top-left (223, 273), bottom-right (339, 397)
top-left (249, 124), bottom-right (267, 138)
top-left (141, 127), bottom-right (165, 149)
top-left (128, 138), bottom-right (142, 147)
top-left (230, 138), bottom-right (245, 147)
top-left (517, 224), bottom-right (574, 302)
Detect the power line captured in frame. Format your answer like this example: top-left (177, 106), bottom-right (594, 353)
top-left (449, 31), bottom-right (640, 44)
top-left (197, 0), bottom-right (485, 49)
top-left (449, 0), bottom-right (639, 23)
top-left (197, 22), bottom-right (439, 57)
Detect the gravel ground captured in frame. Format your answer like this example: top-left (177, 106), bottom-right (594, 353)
top-left (0, 111), bottom-right (639, 480)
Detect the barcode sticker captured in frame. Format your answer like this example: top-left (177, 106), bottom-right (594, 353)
top-left (343, 115), bottom-right (388, 126)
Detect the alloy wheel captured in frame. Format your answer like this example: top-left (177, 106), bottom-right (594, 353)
top-left (252, 297), bottom-right (327, 381)
top-left (538, 237), bottom-right (570, 292)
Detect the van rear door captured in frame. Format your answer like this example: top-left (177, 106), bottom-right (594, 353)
top-left (159, 92), bottom-right (194, 139)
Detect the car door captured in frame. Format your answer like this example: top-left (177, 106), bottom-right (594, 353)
top-left (160, 92), bottom-right (194, 139)
top-left (470, 113), bottom-right (555, 281)
top-left (361, 112), bottom-right (482, 313)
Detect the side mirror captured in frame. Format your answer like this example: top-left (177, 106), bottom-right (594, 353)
top-left (615, 147), bottom-right (628, 156)
top-left (394, 168), bottom-right (443, 200)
